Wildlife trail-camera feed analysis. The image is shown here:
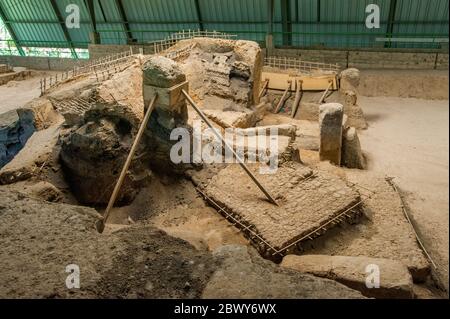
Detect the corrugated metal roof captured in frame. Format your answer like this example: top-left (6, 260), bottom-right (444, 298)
top-left (0, 0), bottom-right (448, 52)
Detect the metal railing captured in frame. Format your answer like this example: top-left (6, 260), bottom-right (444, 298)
top-left (264, 56), bottom-right (340, 74)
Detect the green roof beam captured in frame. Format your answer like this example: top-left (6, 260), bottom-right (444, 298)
top-left (0, 2), bottom-right (25, 56)
top-left (48, 0), bottom-right (78, 58)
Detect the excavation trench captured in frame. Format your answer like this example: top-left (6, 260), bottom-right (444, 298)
top-left (1, 37), bottom-right (444, 298)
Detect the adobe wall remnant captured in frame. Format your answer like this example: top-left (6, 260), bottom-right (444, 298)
top-left (342, 89), bottom-right (368, 129)
top-left (142, 56), bottom-right (192, 174)
top-left (59, 63), bottom-right (151, 205)
top-left (165, 38), bottom-right (262, 111)
top-left (340, 68), bottom-right (360, 92)
top-left (0, 109), bottom-right (35, 168)
top-left (342, 127), bottom-right (366, 169)
top-left (319, 103), bottom-right (344, 166)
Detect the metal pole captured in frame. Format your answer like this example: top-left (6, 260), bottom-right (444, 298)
top-left (181, 89), bottom-right (278, 206)
top-left (99, 94), bottom-right (159, 232)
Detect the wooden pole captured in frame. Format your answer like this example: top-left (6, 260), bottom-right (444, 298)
top-left (99, 94), bottom-right (158, 232)
top-left (291, 80), bottom-right (303, 118)
top-left (318, 80), bottom-right (333, 104)
top-left (274, 81), bottom-right (291, 113)
top-left (182, 89), bottom-right (278, 206)
top-left (258, 79), bottom-right (269, 98)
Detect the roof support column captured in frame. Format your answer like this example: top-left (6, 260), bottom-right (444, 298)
top-left (0, 2), bottom-right (25, 56)
top-left (266, 0), bottom-right (274, 55)
top-left (281, 0), bottom-right (292, 46)
top-left (114, 0), bottom-right (135, 44)
top-left (49, 0), bottom-right (78, 58)
top-left (385, 0), bottom-right (398, 48)
top-left (86, 0), bottom-right (100, 44)
top-left (317, 0), bottom-right (321, 22)
top-left (194, 0), bottom-right (204, 31)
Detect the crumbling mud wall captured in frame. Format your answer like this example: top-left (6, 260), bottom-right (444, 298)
top-left (0, 109), bottom-right (36, 168)
top-left (142, 56), bottom-right (194, 174)
top-left (59, 62), bottom-right (152, 205)
top-left (165, 38), bottom-right (263, 111)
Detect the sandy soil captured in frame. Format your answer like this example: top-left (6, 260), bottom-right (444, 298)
top-left (358, 96), bottom-right (449, 292)
top-left (0, 69), bottom-right (57, 115)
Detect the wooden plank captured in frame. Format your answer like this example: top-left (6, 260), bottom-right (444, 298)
top-left (261, 71), bottom-right (338, 91)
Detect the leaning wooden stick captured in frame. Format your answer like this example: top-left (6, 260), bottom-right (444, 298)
top-left (318, 80), bottom-right (333, 104)
top-left (291, 80), bottom-right (303, 118)
top-left (99, 94), bottom-right (158, 232)
top-left (182, 89), bottom-right (278, 206)
top-left (274, 81), bottom-right (291, 113)
top-left (258, 79), bottom-right (269, 98)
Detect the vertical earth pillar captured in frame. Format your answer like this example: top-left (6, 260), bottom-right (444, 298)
top-left (142, 56), bottom-right (191, 173)
top-left (319, 103), bottom-right (344, 166)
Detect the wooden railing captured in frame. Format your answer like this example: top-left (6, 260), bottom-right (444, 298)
top-left (264, 56), bottom-right (340, 74)
top-left (39, 30), bottom-right (237, 95)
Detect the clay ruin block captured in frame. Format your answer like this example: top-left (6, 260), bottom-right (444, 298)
top-left (164, 38), bottom-right (262, 108)
top-left (142, 56), bottom-right (188, 129)
top-left (204, 109), bottom-right (259, 129)
top-left (0, 109), bottom-right (36, 169)
top-left (22, 98), bottom-right (61, 130)
top-left (344, 90), bottom-right (358, 106)
top-left (60, 119), bottom-right (151, 205)
top-left (340, 68), bottom-right (360, 92)
top-left (236, 124), bottom-right (297, 138)
top-left (97, 64), bottom-right (145, 125)
top-left (281, 255), bottom-right (414, 299)
top-left (342, 127), bottom-right (366, 169)
top-left (203, 162), bottom-right (361, 255)
top-left (141, 55), bottom-right (192, 173)
top-left (0, 64), bottom-right (12, 74)
top-left (319, 103), bottom-right (344, 165)
top-left (142, 56), bottom-right (186, 88)
top-left (1, 125), bottom-right (59, 185)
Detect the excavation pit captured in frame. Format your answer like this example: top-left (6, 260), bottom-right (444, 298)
top-left (201, 162), bottom-right (362, 259)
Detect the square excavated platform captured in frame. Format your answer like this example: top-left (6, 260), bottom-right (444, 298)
top-left (202, 162), bottom-right (361, 256)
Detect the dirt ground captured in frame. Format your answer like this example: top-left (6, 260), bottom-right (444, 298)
top-left (1, 59), bottom-right (448, 299)
top-left (0, 69), bottom-right (57, 114)
top-left (358, 95), bottom-right (449, 292)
